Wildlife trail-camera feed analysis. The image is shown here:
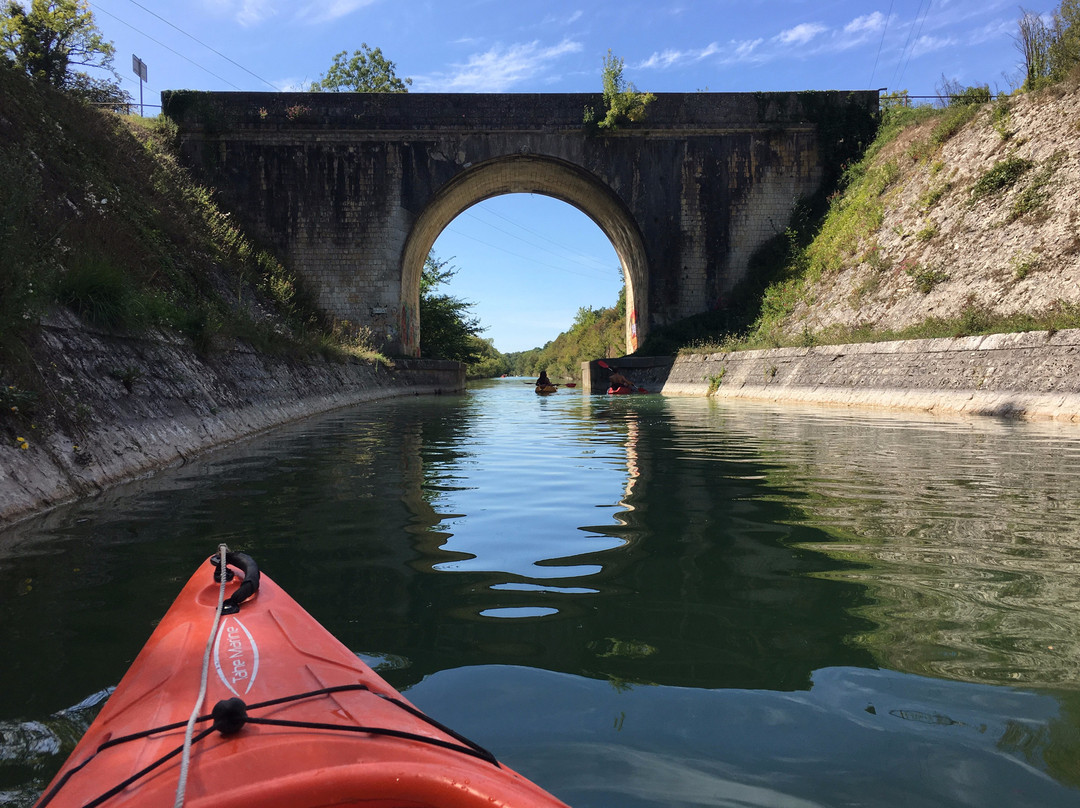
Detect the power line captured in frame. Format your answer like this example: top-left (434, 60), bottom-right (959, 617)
top-left (90, 2), bottom-right (244, 90)
top-left (460, 206), bottom-right (615, 276)
top-left (477, 203), bottom-right (616, 273)
top-left (468, 199), bottom-right (608, 265)
top-left (890, 0), bottom-right (925, 90)
top-left (896, 0), bottom-right (933, 89)
top-left (447, 226), bottom-right (626, 283)
top-left (869, 1), bottom-right (894, 87)
top-left (121, 0), bottom-right (280, 90)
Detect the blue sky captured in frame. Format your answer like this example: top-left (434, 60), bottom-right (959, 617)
top-left (84, 0), bottom-right (1033, 352)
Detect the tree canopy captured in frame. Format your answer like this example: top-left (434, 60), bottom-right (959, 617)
top-left (1014, 1), bottom-right (1080, 89)
top-left (1051, 0), bottom-right (1080, 77)
top-left (464, 337), bottom-right (511, 379)
top-left (419, 254), bottom-right (485, 364)
top-left (310, 44), bottom-right (411, 92)
top-left (1, 0), bottom-right (115, 88)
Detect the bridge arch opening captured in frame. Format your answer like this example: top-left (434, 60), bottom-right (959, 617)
top-left (399, 155), bottom-right (648, 358)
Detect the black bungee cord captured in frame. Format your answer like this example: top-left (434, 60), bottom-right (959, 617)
top-left (37, 683), bottom-right (500, 808)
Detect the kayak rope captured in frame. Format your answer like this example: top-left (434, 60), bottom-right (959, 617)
top-left (174, 543), bottom-right (229, 808)
top-left (36, 684), bottom-right (501, 808)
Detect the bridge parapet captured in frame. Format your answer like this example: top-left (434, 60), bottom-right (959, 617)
top-left (164, 90), bottom-right (875, 133)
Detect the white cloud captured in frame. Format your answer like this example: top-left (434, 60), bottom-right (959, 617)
top-left (775, 22), bottom-right (828, 46)
top-left (638, 41), bottom-right (748, 71)
top-left (640, 49), bottom-right (686, 70)
top-left (226, 0), bottom-right (352, 26)
top-left (629, 9), bottom-right (956, 77)
top-left (276, 76), bottom-right (310, 92)
top-left (965, 17), bottom-right (1015, 45)
top-left (698, 42), bottom-right (721, 59)
top-left (730, 39), bottom-right (764, 61)
top-left (297, 0), bottom-right (379, 25)
top-left (415, 39), bottom-right (583, 92)
top-left (540, 9), bottom-right (583, 27)
top-left (911, 35), bottom-right (956, 57)
top-left (844, 12), bottom-right (886, 35)
top-left (214, 0), bottom-right (279, 27)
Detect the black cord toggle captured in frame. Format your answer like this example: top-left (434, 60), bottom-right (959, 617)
top-left (211, 697), bottom-right (248, 735)
top-left (37, 683), bottom-right (500, 808)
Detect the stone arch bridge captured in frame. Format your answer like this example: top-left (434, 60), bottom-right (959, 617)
top-left (163, 90), bottom-right (878, 356)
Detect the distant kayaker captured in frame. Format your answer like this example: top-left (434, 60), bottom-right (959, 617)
top-left (536, 370), bottom-right (552, 387)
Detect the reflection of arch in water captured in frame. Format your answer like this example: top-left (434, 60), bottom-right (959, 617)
top-left (400, 156), bottom-right (648, 357)
top-left (617, 414), bottom-right (641, 524)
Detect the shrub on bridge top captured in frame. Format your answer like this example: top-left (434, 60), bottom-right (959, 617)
top-left (583, 50), bottom-right (655, 133)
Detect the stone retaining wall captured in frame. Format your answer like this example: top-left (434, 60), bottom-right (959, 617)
top-left (0, 311), bottom-right (463, 525)
top-left (664, 328), bottom-right (1080, 420)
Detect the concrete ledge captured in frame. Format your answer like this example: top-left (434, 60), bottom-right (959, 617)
top-left (661, 328), bottom-right (1080, 421)
top-left (666, 383), bottom-right (1080, 421)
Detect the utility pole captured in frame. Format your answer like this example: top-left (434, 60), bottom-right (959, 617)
top-left (132, 55), bottom-right (148, 116)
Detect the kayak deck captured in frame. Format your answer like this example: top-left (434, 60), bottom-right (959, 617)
top-left (36, 554), bottom-right (568, 808)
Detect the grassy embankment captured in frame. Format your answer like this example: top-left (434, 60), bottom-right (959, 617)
top-left (0, 67), bottom-right (387, 443)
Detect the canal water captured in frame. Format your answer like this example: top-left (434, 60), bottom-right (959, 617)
top-left (3, 378), bottom-right (1080, 806)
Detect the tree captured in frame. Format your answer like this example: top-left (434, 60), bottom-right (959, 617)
top-left (508, 287), bottom-right (626, 379)
top-left (1, 0), bottom-right (115, 88)
top-left (1015, 8), bottom-right (1055, 89)
top-left (309, 44), bottom-right (411, 92)
top-left (1016, 2), bottom-right (1080, 89)
top-left (65, 70), bottom-right (132, 110)
top-left (464, 337), bottom-right (511, 379)
top-left (419, 254), bottom-right (484, 363)
top-left (1049, 0), bottom-right (1080, 78)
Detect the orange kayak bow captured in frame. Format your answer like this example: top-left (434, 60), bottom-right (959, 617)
top-left (36, 550), bottom-right (569, 808)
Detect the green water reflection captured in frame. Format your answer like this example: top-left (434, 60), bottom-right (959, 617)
top-left (3, 380), bottom-right (1080, 805)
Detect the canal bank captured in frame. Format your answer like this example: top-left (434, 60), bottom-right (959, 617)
top-left (587, 327), bottom-right (1080, 422)
top-left (8, 325), bottom-right (1080, 527)
top-left (0, 310), bottom-right (463, 525)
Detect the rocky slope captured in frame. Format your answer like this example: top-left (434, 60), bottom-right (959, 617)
top-left (786, 82), bottom-right (1080, 335)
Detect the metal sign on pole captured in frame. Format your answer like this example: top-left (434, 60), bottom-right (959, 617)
top-left (131, 55), bottom-right (148, 116)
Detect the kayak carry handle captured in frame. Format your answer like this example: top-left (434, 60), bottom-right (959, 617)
top-left (206, 551), bottom-right (261, 614)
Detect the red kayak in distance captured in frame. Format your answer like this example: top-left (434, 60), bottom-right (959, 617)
top-left (606, 385), bottom-right (648, 394)
top-left (35, 551), bottom-right (570, 808)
